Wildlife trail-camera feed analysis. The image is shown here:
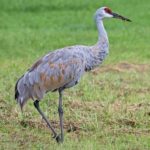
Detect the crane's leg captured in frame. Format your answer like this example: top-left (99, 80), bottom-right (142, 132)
top-left (34, 100), bottom-right (60, 142)
top-left (58, 89), bottom-right (64, 142)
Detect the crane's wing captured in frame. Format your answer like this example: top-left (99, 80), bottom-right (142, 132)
top-left (23, 46), bottom-right (86, 99)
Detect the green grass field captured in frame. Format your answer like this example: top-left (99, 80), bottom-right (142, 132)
top-left (0, 0), bottom-right (150, 149)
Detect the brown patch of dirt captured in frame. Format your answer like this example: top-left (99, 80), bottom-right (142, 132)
top-left (111, 100), bottom-right (123, 112)
top-left (112, 128), bottom-right (150, 136)
top-left (117, 118), bottom-right (136, 127)
top-left (92, 62), bottom-right (150, 74)
top-left (19, 119), bottom-right (83, 134)
top-left (20, 120), bottom-right (46, 129)
top-left (65, 121), bottom-right (82, 133)
top-left (107, 100), bottom-right (150, 115)
top-left (116, 87), bottom-right (150, 100)
top-left (50, 120), bottom-right (82, 132)
top-left (67, 100), bottom-right (104, 111)
top-left (127, 103), bottom-right (150, 112)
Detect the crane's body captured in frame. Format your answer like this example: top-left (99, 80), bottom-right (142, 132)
top-left (15, 6), bottom-right (131, 143)
top-left (16, 40), bottom-right (109, 108)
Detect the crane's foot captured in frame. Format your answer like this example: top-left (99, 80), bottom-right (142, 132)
top-left (56, 134), bottom-right (62, 143)
top-left (53, 134), bottom-right (63, 143)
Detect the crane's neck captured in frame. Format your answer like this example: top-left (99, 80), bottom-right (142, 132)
top-left (84, 18), bottom-right (109, 71)
top-left (96, 19), bottom-right (108, 45)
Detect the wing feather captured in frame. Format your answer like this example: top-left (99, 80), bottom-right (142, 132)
top-left (17, 45), bottom-right (90, 101)
top-left (27, 46), bottom-right (86, 93)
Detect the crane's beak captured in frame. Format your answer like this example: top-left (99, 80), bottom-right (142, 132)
top-left (112, 12), bottom-right (131, 22)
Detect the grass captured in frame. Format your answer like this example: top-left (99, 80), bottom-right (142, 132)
top-left (0, 0), bottom-right (150, 149)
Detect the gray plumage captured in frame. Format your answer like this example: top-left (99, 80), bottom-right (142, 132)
top-left (15, 6), bottom-right (131, 143)
top-left (16, 43), bottom-right (109, 107)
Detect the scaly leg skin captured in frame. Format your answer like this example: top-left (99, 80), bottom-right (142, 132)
top-left (34, 100), bottom-right (58, 140)
top-left (57, 89), bottom-right (64, 143)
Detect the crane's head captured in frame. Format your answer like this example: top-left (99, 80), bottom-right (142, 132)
top-left (95, 7), bottom-right (131, 22)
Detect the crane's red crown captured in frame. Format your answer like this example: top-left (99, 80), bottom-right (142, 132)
top-left (104, 7), bottom-right (112, 14)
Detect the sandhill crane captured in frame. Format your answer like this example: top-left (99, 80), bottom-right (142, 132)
top-left (15, 6), bottom-right (131, 143)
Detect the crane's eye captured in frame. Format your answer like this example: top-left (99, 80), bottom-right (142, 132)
top-left (104, 7), bottom-right (112, 14)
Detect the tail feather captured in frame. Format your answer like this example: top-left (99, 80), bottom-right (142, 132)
top-left (15, 72), bottom-right (44, 110)
top-left (15, 75), bottom-right (29, 110)
top-left (15, 79), bottom-right (20, 100)
top-left (15, 75), bottom-right (24, 100)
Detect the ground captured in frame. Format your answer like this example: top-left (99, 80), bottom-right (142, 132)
top-left (0, 0), bottom-right (150, 149)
